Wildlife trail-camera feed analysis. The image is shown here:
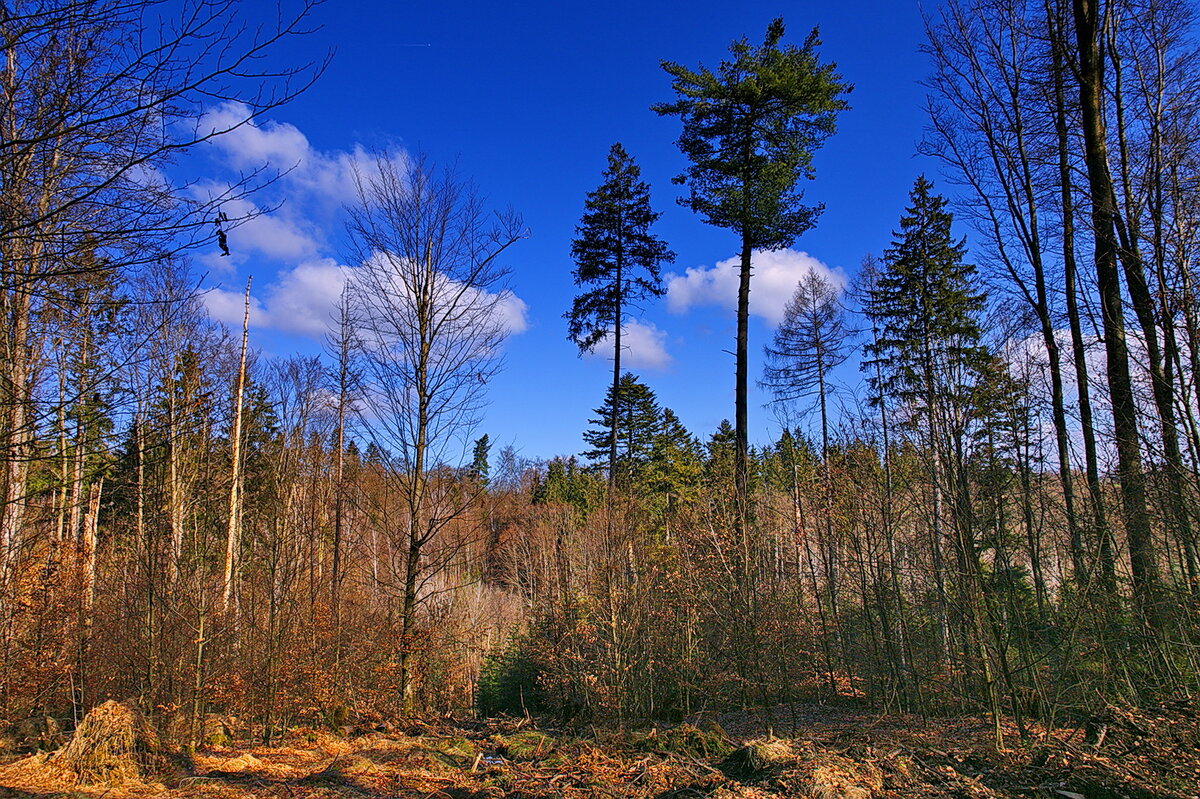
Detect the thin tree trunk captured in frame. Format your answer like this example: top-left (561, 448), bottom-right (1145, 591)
top-left (1050, 3), bottom-right (1114, 586)
top-left (76, 479), bottom-right (103, 711)
top-left (222, 278), bottom-right (252, 613)
top-left (736, 234), bottom-right (753, 574)
top-left (610, 222), bottom-right (624, 489)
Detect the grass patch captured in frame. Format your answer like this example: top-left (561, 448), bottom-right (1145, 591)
top-left (496, 730), bottom-right (555, 761)
top-left (721, 738), bottom-right (794, 776)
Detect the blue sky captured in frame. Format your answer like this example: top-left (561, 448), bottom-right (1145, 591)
top-left (195, 0), bottom-right (943, 462)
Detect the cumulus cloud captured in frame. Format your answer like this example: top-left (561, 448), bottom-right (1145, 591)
top-left (264, 260), bottom-right (353, 336)
top-left (219, 196), bottom-right (323, 261)
top-left (490, 290), bottom-right (529, 337)
top-left (666, 248), bottom-right (845, 326)
top-left (356, 251), bottom-right (529, 338)
top-left (199, 103), bottom-right (312, 169)
top-left (204, 258), bottom-right (348, 337)
top-left (204, 285), bottom-right (267, 328)
top-left (581, 319), bottom-right (671, 370)
top-left (195, 105), bottom-right (528, 348)
top-left (198, 101), bottom-right (392, 205)
top-left (205, 256), bottom-right (528, 342)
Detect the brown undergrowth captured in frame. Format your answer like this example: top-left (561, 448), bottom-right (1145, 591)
top-left (1, 702), bottom-right (1197, 798)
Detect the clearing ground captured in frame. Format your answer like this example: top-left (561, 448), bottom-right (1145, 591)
top-left (1, 701), bottom-right (1198, 798)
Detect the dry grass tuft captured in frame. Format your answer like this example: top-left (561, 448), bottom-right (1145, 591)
top-left (316, 752), bottom-right (380, 779)
top-left (49, 700), bottom-right (162, 786)
top-left (806, 760), bottom-right (884, 799)
top-left (211, 752), bottom-right (263, 773)
top-left (722, 738), bottom-right (795, 775)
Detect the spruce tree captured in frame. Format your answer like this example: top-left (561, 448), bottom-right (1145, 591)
top-left (470, 434), bottom-right (491, 484)
top-left (583, 373), bottom-right (661, 487)
top-left (865, 174), bottom-right (989, 667)
top-left (643, 409), bottom-right (703, 524)
top-left (653, 18), bottom-right (850, 513)
top-left (567, 143), bottom-right (674, 486)
top-left (864, 175), bottom-right (988, 412)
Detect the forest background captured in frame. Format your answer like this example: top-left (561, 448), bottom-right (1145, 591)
top-left (2, 0), bottom-right (1199, 753)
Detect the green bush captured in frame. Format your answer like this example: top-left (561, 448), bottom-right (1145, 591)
top-left (477, 632), bottom-right (542, 716)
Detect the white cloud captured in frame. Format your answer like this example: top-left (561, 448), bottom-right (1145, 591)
top-left (491, 290), bottom-right (529, 336)
top-left (355, 251), bottom-right (529, 339)
top-left (261, 259), bottom-right (352, 337)
top-left (200, 104), bottom-right (312, 168)
top-left (204, 256), bottom-right (528, 342)
top-left (192, 105), bottom-right (418, 287)
top-left (186, 182), bottom-right (325, 269)
top-left (222, 196), bottom-right (323, 261)
top-left (203, 285), bottom-right (266, 328)
top-left (198, 102), bottom-right (392, 205)
top-left (203, 258), bottom-right (348, 338)
top-left (666, 248), bottom-right (845, 326)
top-left (582, 320), bottom-right (671, 370)
top-left (195, 105), bottom-right (528, 348)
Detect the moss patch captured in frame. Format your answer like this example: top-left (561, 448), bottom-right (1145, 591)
top-left (632, 723), bottom-right (735, 759)
top-left (496, 730), bottom-right (554, 761)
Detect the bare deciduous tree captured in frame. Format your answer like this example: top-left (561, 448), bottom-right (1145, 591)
top-left (346, 152), bottom-right (524, 709)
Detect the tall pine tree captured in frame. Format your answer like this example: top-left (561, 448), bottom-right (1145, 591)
top-left (653, 18), bottom-right (850, 514)
top-left (567, 143), bottom-right (674, 486)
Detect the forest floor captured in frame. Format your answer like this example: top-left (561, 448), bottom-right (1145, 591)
top-left (1, 700), bottom-right (1198, 798)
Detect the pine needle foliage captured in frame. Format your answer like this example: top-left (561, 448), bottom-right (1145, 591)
top-left (864, 175), bottom-right (989, 412)
top-left (653, 18), bottom-right (851, 248)
top-left (567, 143), bottom-right (674, 356)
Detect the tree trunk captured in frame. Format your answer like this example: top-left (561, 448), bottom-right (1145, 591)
top-left (1050, 4), bottom-right (1114, 587)
top-left (610, 222), bottom-right (624, 489)
top-left (1070, 0), bottom-right (1161, 626)
top-left (222, 278), bottom-right (251, 614)
top-left (736, 235), bottom-right (753, 564)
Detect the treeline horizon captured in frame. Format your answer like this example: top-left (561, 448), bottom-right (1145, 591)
top-left (3, 0), bottom-right (1200, 752)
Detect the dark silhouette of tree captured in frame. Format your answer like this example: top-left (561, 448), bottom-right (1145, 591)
top-left (471, 434), bottom-right (492, 484)
top-left (567, 143), bottom-right (674, 486)
top-left (1069, 0), bottom-right (1164, 629)
top-left (865, 175), bottom-right (1000, 735)
top-left (865, 176), bottom-right (988, 407)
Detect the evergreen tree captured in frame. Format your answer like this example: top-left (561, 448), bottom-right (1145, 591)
top-left (567, 143), bottom-right (674, 485)
top-left (704, 420), bottom-right (740, 489)
top-left (864, 176), bottom-right (988, 413)
top-left (239, 383), bottom-right (280, 513)
top-left (864, 174), bottom-right (990, 671)
top-left (654, 18), bottom-right (850, 510)
top-left (470, 434), bottom-right (491, 484)
top-left (532, 456), bottom-right (602, 519)
top-left (582, 373), bottom-right (661, 487)
top-left (643, 409), bottom-right (703, 528)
